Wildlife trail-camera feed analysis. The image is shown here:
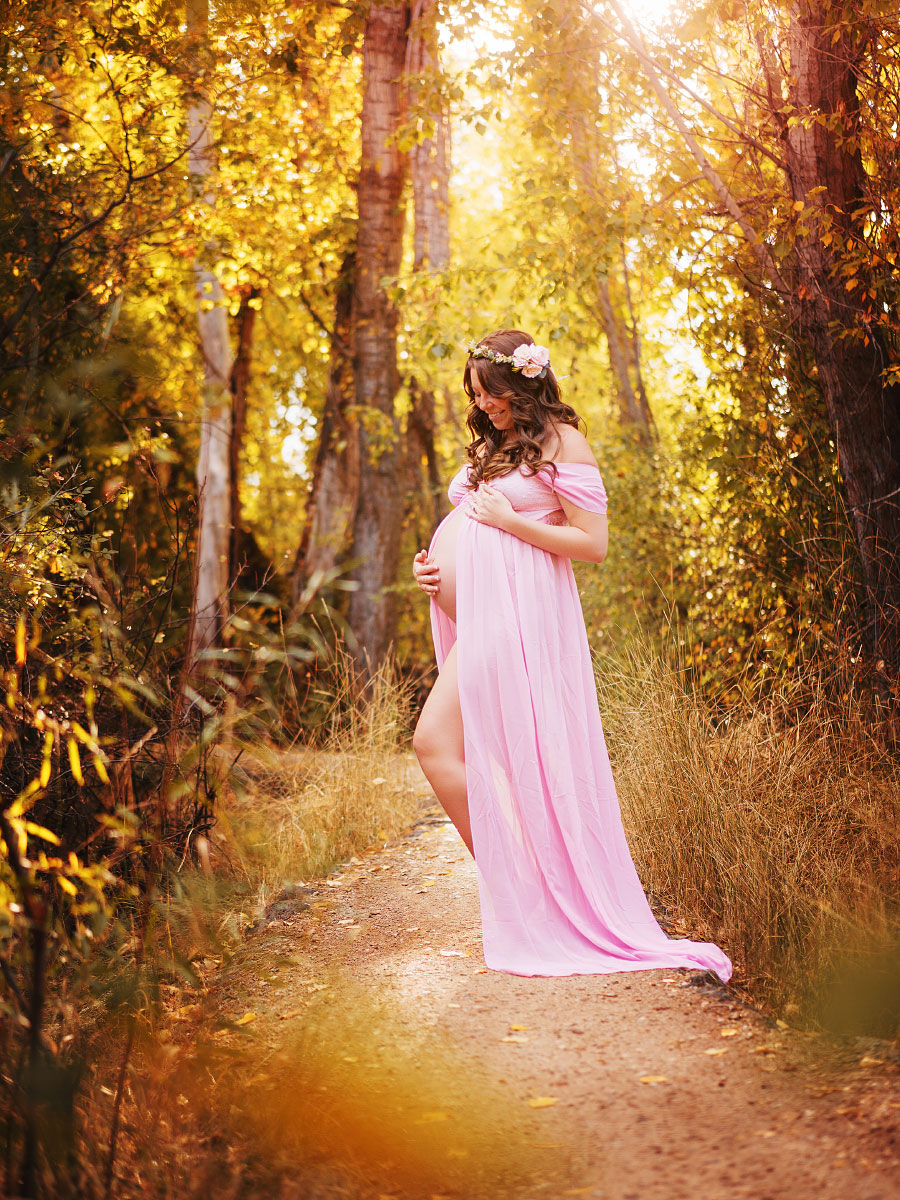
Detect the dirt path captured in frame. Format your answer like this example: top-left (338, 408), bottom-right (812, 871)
top-left (210, 801), bottom-right (900, 1200)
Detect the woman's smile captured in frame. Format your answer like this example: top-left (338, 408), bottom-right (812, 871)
top-left (471, 367), bottom-right (513, 429)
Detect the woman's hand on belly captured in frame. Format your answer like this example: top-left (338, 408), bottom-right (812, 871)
top-left (413, 548), bottom-right (441, 596)
top-left (467, 483), bottom-right (516, 531)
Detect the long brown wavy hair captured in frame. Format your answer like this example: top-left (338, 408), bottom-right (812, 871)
top-left (463, 329), bottom-right (584, 488)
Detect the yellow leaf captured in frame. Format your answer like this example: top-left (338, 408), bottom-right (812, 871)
top-left (67, 738), bottom-right (84, 785)
top-left (92, 755), bottom-right (110, 784)
top-left (57, 876), bottom-right (77, 896)
top-left (509, 1023), bottom-right (529, 1031)
top-left (15, 616), bottom-right (25, 666)
top-left (527, 1096), bottom-right (558, 1108)
top-left (233, 1012), bottom-right (257, 1026)
top-left (845, 277), bottom-right (858, 291)
top-left (720, 1028), bottom-right (739, 1037)
top-left (860, 1055), bottom-right (884, 1067)
top-left (793, 200), bottom-right (805, 212)
top-left (705, 1048), bottom-right (728, 1057)
top-left (639, 1075), bottom-right (667, 1084)
top-left (39, 732), bottom-right (53, 787)
top-left (24, 822), bottom-right (60, 845)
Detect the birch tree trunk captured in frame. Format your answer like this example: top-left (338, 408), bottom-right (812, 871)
top-left (185, 0), bottom-right (233, 668)
top-left (347, 2), bottom-right (411, 672)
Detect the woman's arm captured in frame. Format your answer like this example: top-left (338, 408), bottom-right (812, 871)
top-left (468, 427), bottom-right (608, 564)
top-left (470, 488), bottom-right (608, 563)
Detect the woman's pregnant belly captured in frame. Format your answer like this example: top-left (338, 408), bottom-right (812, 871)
top-left (429, 506), bottom-right (464, 623)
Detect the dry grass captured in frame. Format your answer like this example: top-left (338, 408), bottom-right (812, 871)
top-left (215, 652), bottom-right (427, 909)
top-left (596, 635), bottom-right (900, 1037)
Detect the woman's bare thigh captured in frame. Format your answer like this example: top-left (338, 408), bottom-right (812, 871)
top-left (415, 642), bottom-right (464, 762)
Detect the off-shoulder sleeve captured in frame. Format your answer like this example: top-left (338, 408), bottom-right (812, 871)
top-left (448, 464), bottom-right (471, 506)
top-left (549, 462), bottom-right (608, 514)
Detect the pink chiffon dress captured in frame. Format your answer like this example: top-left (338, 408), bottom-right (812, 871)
top-left (426, 458), bottom-right (732, 983)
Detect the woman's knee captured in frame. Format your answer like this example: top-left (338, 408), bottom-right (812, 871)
top-left (413, 712), bottom-right (439, 764)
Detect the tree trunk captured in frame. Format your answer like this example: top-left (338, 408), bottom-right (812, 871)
top-left (292, 252), bottom-right (359, 602)
top-left (406, 0), bottom-right (450, 533)
top-left (407, 375), bottom-right (446, 531)
top-left (596, 275), bottom-right (648, 434)
top-left (784, 2), bottom-right (900, 665)
top-left (347, 2), bottom-right (410, 672)
top-left (229, 285), bottom-right (259, 584)
top-left (408, 0), bottom-right (450, 273)
top-left (185, 0), bottom-right (233, 668)
top-left (619, 248), bottom-right (654, 432)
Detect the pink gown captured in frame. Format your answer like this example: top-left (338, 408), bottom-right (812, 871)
top-left (427, 459), bottom-right (732, 982)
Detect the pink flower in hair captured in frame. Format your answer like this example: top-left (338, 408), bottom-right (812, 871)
top-left (511, 342), bottom-right (551, 378)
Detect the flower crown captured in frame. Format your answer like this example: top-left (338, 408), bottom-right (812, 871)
top-left (466, 340), bottom-right (551, 380)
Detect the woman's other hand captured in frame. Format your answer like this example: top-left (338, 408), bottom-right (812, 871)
top-left (413, 548), bottom-right (440, 596)
top-left (469, 483), bottom-right (515, 531)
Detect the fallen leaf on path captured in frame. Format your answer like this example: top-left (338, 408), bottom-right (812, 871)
top-left (175, 1004), bottom-right (202, 1021)
top-left (639, 1075), bottom-right (667, 1085)
top-left (501, 1036), bottom-right (529, 1044)
top-left (406, 926), bottom-right (419, 932)
top-left (860, 1055), bottom-right (884, 1066)
top-left (475, 968), bottom-right (488, 974)
top-left (509, 1023), bottom-right (529, 1031)
top-left (528, 1096), bottom-right (558, 1108)
top-left (278, 1008), bottom-right (306, 1020)
top-left (372, 777), bottom-right (387, 786)
top-left (720, 1028), bottom-right (739, 1037)
top-left (705, 1048), bottom-right (728, 1057)
top-left (439, 949), bottom-right (467, 957)
top-left (752, 1045), bottom-right (779, 1054)
top-left (233, 1012), bottom-right (257, 1026)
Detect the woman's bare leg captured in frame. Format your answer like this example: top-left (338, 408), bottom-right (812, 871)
top-left (412, 643), bottom-right (473, 857)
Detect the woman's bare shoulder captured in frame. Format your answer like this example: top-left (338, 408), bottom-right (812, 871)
top-left (544, 422), bottom-right (597, 466)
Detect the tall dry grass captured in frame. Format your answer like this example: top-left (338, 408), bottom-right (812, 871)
top-left (596, 634), bottom-right (900, 1037)
top-left (215, 651), bottom-right (426, 908)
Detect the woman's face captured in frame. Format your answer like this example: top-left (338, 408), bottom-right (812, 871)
top-left (470, 365), bottom-right (513, 432)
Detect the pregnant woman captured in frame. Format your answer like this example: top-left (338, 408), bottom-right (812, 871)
top-left (412, 328), bottom-right (732, 982)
